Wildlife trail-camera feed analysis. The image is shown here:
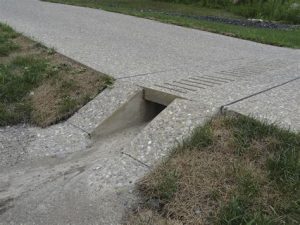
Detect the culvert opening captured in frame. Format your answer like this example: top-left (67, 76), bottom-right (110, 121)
top-left (91, 89), bottom-right (176, 141)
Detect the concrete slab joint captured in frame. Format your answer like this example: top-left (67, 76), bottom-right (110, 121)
top-left (0, 0), bottom-right (299, 224)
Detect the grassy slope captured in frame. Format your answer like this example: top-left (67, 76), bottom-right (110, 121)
top-left (127, 114), bottom-right (300, 225)
top-left (0, 23), bottom-right (113, 127)
top-left (43, 0), bottom-right (300, 48)
top-left (0, 24), bottom-right (19, 56)
top-left (157, 0), bottom-right (300, 24)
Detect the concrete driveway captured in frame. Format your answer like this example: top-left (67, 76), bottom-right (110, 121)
top-left (0, 0), bottom-right (299, 130)
top-left (0, 0), bottom-right (299, 224)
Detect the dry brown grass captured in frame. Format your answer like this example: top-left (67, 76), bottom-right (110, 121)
top-left (30, 54), bottom-right (109, 127)
top-left (126, 115), bottom-right (300, 225)
top-left (0, 31), bottom-right (113, 127)
top-left (126, 209), bottom-right (182, 225)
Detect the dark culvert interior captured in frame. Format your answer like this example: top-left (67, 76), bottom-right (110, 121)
top-left (91, 91), bottom-right (169, 141)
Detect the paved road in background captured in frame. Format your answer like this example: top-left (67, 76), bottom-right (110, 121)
top-left (1, 0), bottom-right (299, 130)
top-left (0, 0), bottom-right (298, 78)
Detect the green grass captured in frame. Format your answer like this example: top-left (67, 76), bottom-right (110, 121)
top-left (224, 115), bottom-right (300, 191)
top-left (42, 0), bottom-right (300, 48)
top-left (0, 102), bottom-right (32, 125)
top-left (128, 114), bottom-right (300, 225)
top-left (0, 56), bottom-right (49, 103)
top-left (0, 56), bottom-right (49, 125)
top-left (158, 0), bottom-right (300, 24)
top-left (43, 0), bottom-right (240, 18)
top-left (0, 54), bottom-right (113, 126)
top-left (0, 23), bottom-right (113, 127)
top-left (0, 23), bottom-right (19, 56)
top-left (180, 123), bottom-right (213, 149)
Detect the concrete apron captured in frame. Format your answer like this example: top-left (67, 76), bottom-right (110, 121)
top-left (0, 81), bottom-right (216, 225)
top-left (0, 1), bottom-right (299, 222)
top-left (1, 68), bottom-right (299, 224)
top-left (1, 63), bottom-right (299, 225)
top-left (1, 74), bottom-right (299, 225)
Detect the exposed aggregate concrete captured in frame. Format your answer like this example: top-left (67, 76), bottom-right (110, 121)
top-left (0, 0), bottom-right (299, 224)
top-left (0, 81), bottom-right (140, 168)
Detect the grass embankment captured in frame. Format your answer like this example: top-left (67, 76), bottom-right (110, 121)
top-left (127, 114), bottom-right (300, 225)
top-left (0, 23), bottom-right (113, 127)
top-left (42, 0), bottom-right (300, 48)
top-left (157, 0), bottom-right (300, 24)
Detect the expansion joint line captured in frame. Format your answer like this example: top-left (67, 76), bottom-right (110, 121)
top-left (116, 68), bottom-right (180, 80)
top-left (66, 121), bottom-right (91, 138)
top-left (220, 76), bottom-right (300, 112)
top-left (121, 152), bottom-right (151, 169)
